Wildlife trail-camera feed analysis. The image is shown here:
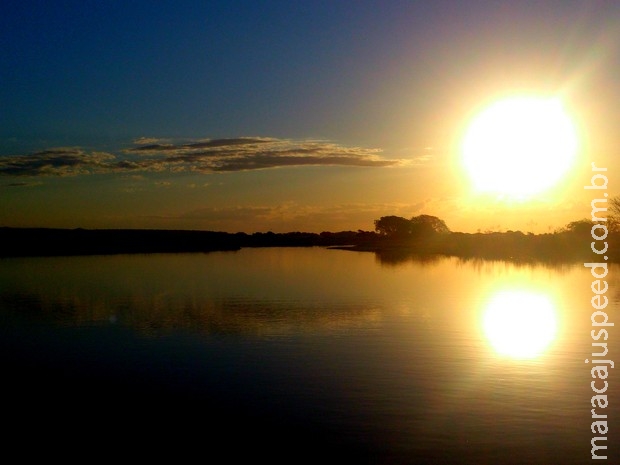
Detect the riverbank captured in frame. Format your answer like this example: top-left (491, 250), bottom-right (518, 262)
top-left (1, 226), bottom-right (616, 264)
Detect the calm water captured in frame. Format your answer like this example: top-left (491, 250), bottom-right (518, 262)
top-left (0, 247), bottom-right (618, 463)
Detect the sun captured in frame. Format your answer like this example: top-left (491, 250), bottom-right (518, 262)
top-left (461, 96), bottom-right (578, 199)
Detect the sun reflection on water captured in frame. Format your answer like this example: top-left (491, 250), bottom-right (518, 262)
top-left (482, 289), bottom-right (558, 360)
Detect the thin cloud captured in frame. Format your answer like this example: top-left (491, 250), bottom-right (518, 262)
top-left (0, 149), bottom-right (117, 177)
top-left (128, 137), bottom-right (277, 154)
top-left (0, 137), bottom-right (401, 178)
top-left (2, 181), bottom-right (43, 188)
top-left (132, 137), bottom-right (170, 145)
top-left (128, 138), bottom-right (397, 173)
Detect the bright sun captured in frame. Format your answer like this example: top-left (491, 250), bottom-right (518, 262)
top-left (462, 96), bottom-right (578, 199)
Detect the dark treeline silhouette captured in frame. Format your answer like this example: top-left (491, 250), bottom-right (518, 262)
top-left (365, 213), bottom-right (619, 264)
top-left (0, 227), bottom-right (376, 257)
top-left (1, 211), bottom-right (618, 263)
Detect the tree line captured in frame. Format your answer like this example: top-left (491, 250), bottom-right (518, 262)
top-left (1, 197), bottom-right (619, 263)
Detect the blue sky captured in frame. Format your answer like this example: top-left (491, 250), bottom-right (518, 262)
top-left (2, 1), bottom-right (619, 233)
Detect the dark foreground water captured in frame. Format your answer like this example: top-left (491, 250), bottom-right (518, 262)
top-left (0, 248), bottom-right (618, 463)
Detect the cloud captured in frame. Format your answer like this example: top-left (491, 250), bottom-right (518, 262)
top-left (0, 148), bottom-right (117, 177)
top-left (1, 181), bottom-right (43, 188)
top-left (127, 137), bottom-right (397, 173)
top-left (129, 137), bottom-right (276, 153)
top-left (132, 137), bottom-right (170, 145)
top-left (0, 137), bottom-right (402, 177)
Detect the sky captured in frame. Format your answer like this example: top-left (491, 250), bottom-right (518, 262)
top-left (1, 0), bottom-right (620, 234)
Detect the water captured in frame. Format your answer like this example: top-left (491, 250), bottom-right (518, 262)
top-left (0, 247), bottom-right (617, 463)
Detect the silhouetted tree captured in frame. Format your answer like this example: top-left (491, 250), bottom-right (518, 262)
top-left (374, 216), bottom-right (412, 237)
top-left (557, 219), bottom-right (595, 236)
top-left (609, 195), bottom-right (620, 232)
top-left (375, 215), bottom-right (450, 241)
top-left (409, 214), bottom-right (450, 236)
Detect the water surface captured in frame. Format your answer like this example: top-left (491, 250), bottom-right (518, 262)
top-left (0, 247), bottom-right (617, 463)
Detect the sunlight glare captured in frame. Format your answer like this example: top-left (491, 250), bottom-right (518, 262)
top-left (462, 96), bottom-right (578, 199)
top-left (482, 289), bottom-right (557, 359)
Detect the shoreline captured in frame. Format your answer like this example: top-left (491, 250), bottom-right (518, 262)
top-left (1, 226), bottom-right (616, 264)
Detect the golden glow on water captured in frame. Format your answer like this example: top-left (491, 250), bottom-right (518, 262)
top-left (482, 289), bottom-right (558, 359)
top-left (461, 96), bottom-right (578, 200)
